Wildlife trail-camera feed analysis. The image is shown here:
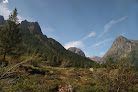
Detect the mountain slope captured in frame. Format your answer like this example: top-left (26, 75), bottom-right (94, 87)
top-left (0, 15), bottom-right (100, 68)
top-left (67, 47), bottom-right (85, 57)
top-left (21, 20), bottom-right (43, 35)
top-left (125, 47), bottom-right (138, 67)
top-left (20, 20), bottom-right (96, 67)
top-left (101, 36), bottom-right (138, 64)
top-left (89, 56), bottom-right (101, 63)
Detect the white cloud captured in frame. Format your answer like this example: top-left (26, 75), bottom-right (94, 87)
top-left (0, 4), bottom-right (11, 19)
top-left (64, 31), bottom-right (96, 49)
top-left (98, 16), bottom-right (128, 38)
top-left (3, 0), bottom-right (8, 3)
top-left (64, 41), bottom-right (84, 49)
top-left (91, 38), bottom-right (112, 48)
top-left (0, 4), bottom-right (24, 22)
top-left (83, 31), bottom-right (96, 40)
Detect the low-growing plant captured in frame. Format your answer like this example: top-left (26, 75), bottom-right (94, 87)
top-left (94, 58), bottom-right (137, 92)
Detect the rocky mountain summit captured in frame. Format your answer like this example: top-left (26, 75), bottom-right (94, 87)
top-left (89, 56), bottom-right (101, 63)
top-left (21, 20), bottom-right (42, 35)
top-left (101, 36), bottom-right (138, 63)
top-left (67, 47), bottom-right (85, 57)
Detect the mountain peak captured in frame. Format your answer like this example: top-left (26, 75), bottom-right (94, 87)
top-left (117, 35), bottom-right (124, 38)
top-left (67, 47), bottom-right (85, 57)
top-left (101, 36), bottom-right (138, 63)
top-left (112, 35), bottom-right (130, 48)
top-left (115, 35), bottom-right (128, 42)
top-left (21, 20), bottom-right (42, 35)
top-left (116, 35), bottom-right (124, 40)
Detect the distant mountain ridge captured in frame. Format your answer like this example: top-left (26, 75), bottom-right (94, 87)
top-left (67, 47), bottom-right (85, 57)
top-left (89, 56), bottom-right (101, 63)
top-left (101, 36), bottom-right (138, 64)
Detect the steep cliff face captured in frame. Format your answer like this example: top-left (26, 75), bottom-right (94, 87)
top-left (0, 15), bottom-right (5, 25)
top-left (67, 47), bottom-right (85, 57)
top-left (101, 36), bottom-right (138, 63)
top-left (20, 20), bottom-right (42, 35)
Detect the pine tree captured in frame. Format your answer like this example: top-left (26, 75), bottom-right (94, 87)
top-left (0, 8), bottom-right (21, 62)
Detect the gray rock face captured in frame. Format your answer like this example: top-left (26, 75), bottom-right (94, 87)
top-left (89, 56), bottom-right (101, 63)
top-left (21, 20), bottom-right (42, 35)
top-left (67, 47), bottom-right (85, 57)
top-left (101, 36), bottom-right (138, 63)
top-left (0, 15), bottom-right (5, 25)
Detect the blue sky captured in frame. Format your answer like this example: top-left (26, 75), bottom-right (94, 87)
top-left (0, 0), bottom-right (138, 57)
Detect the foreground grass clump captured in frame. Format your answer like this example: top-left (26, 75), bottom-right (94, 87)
top-left (0, 60), bottom-right (98, 92)
top-left (94, 58), bottom-right (138, 92)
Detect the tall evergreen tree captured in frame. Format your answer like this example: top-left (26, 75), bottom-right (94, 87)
top-left (0, 8), bottom-right (21, 62)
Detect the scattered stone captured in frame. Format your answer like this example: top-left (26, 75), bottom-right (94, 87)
top-left (50, 71), bottom-right (54, 74)
top-left (58, 84), bottom-right (74, 92)
top-left (89, 68), bottom-right (94, 73)
top-left (68, 68), bottom-right (75, 71)
top-left (67, 84), bottom-right (73, 92)
top-left (67, 47), bottom-right (85, 57)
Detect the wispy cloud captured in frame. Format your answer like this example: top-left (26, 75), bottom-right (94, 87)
top-left (83, 31), bottom-right (96, 40)
top-left (98, 16), bottom-right (128, 38)
top-left (3, 0), bottom-right (8, 3)
top-left (91, 38), bottom-right (113, 48)
top-left (0, 4), bottom-right (11, 19)
top-left (64, 31), bottom-right (96, 49)
top-left (64, 41), bottom-right (84, 49)
top-left (0, 4), bottom-right (24, 21)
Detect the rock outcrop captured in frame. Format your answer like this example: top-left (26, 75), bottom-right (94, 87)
top-left (20, 20), bottom-right (42, 35)
top-left (101, 36), bottom-right (138, 63)
top-left (67, 47), bottom-right (85, 57)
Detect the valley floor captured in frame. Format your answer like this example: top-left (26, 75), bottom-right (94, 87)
top-left (0, 56), bottom-right (138, 92)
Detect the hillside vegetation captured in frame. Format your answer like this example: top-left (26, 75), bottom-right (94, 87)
top-left (0, 9), bottom-right (101, 68)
